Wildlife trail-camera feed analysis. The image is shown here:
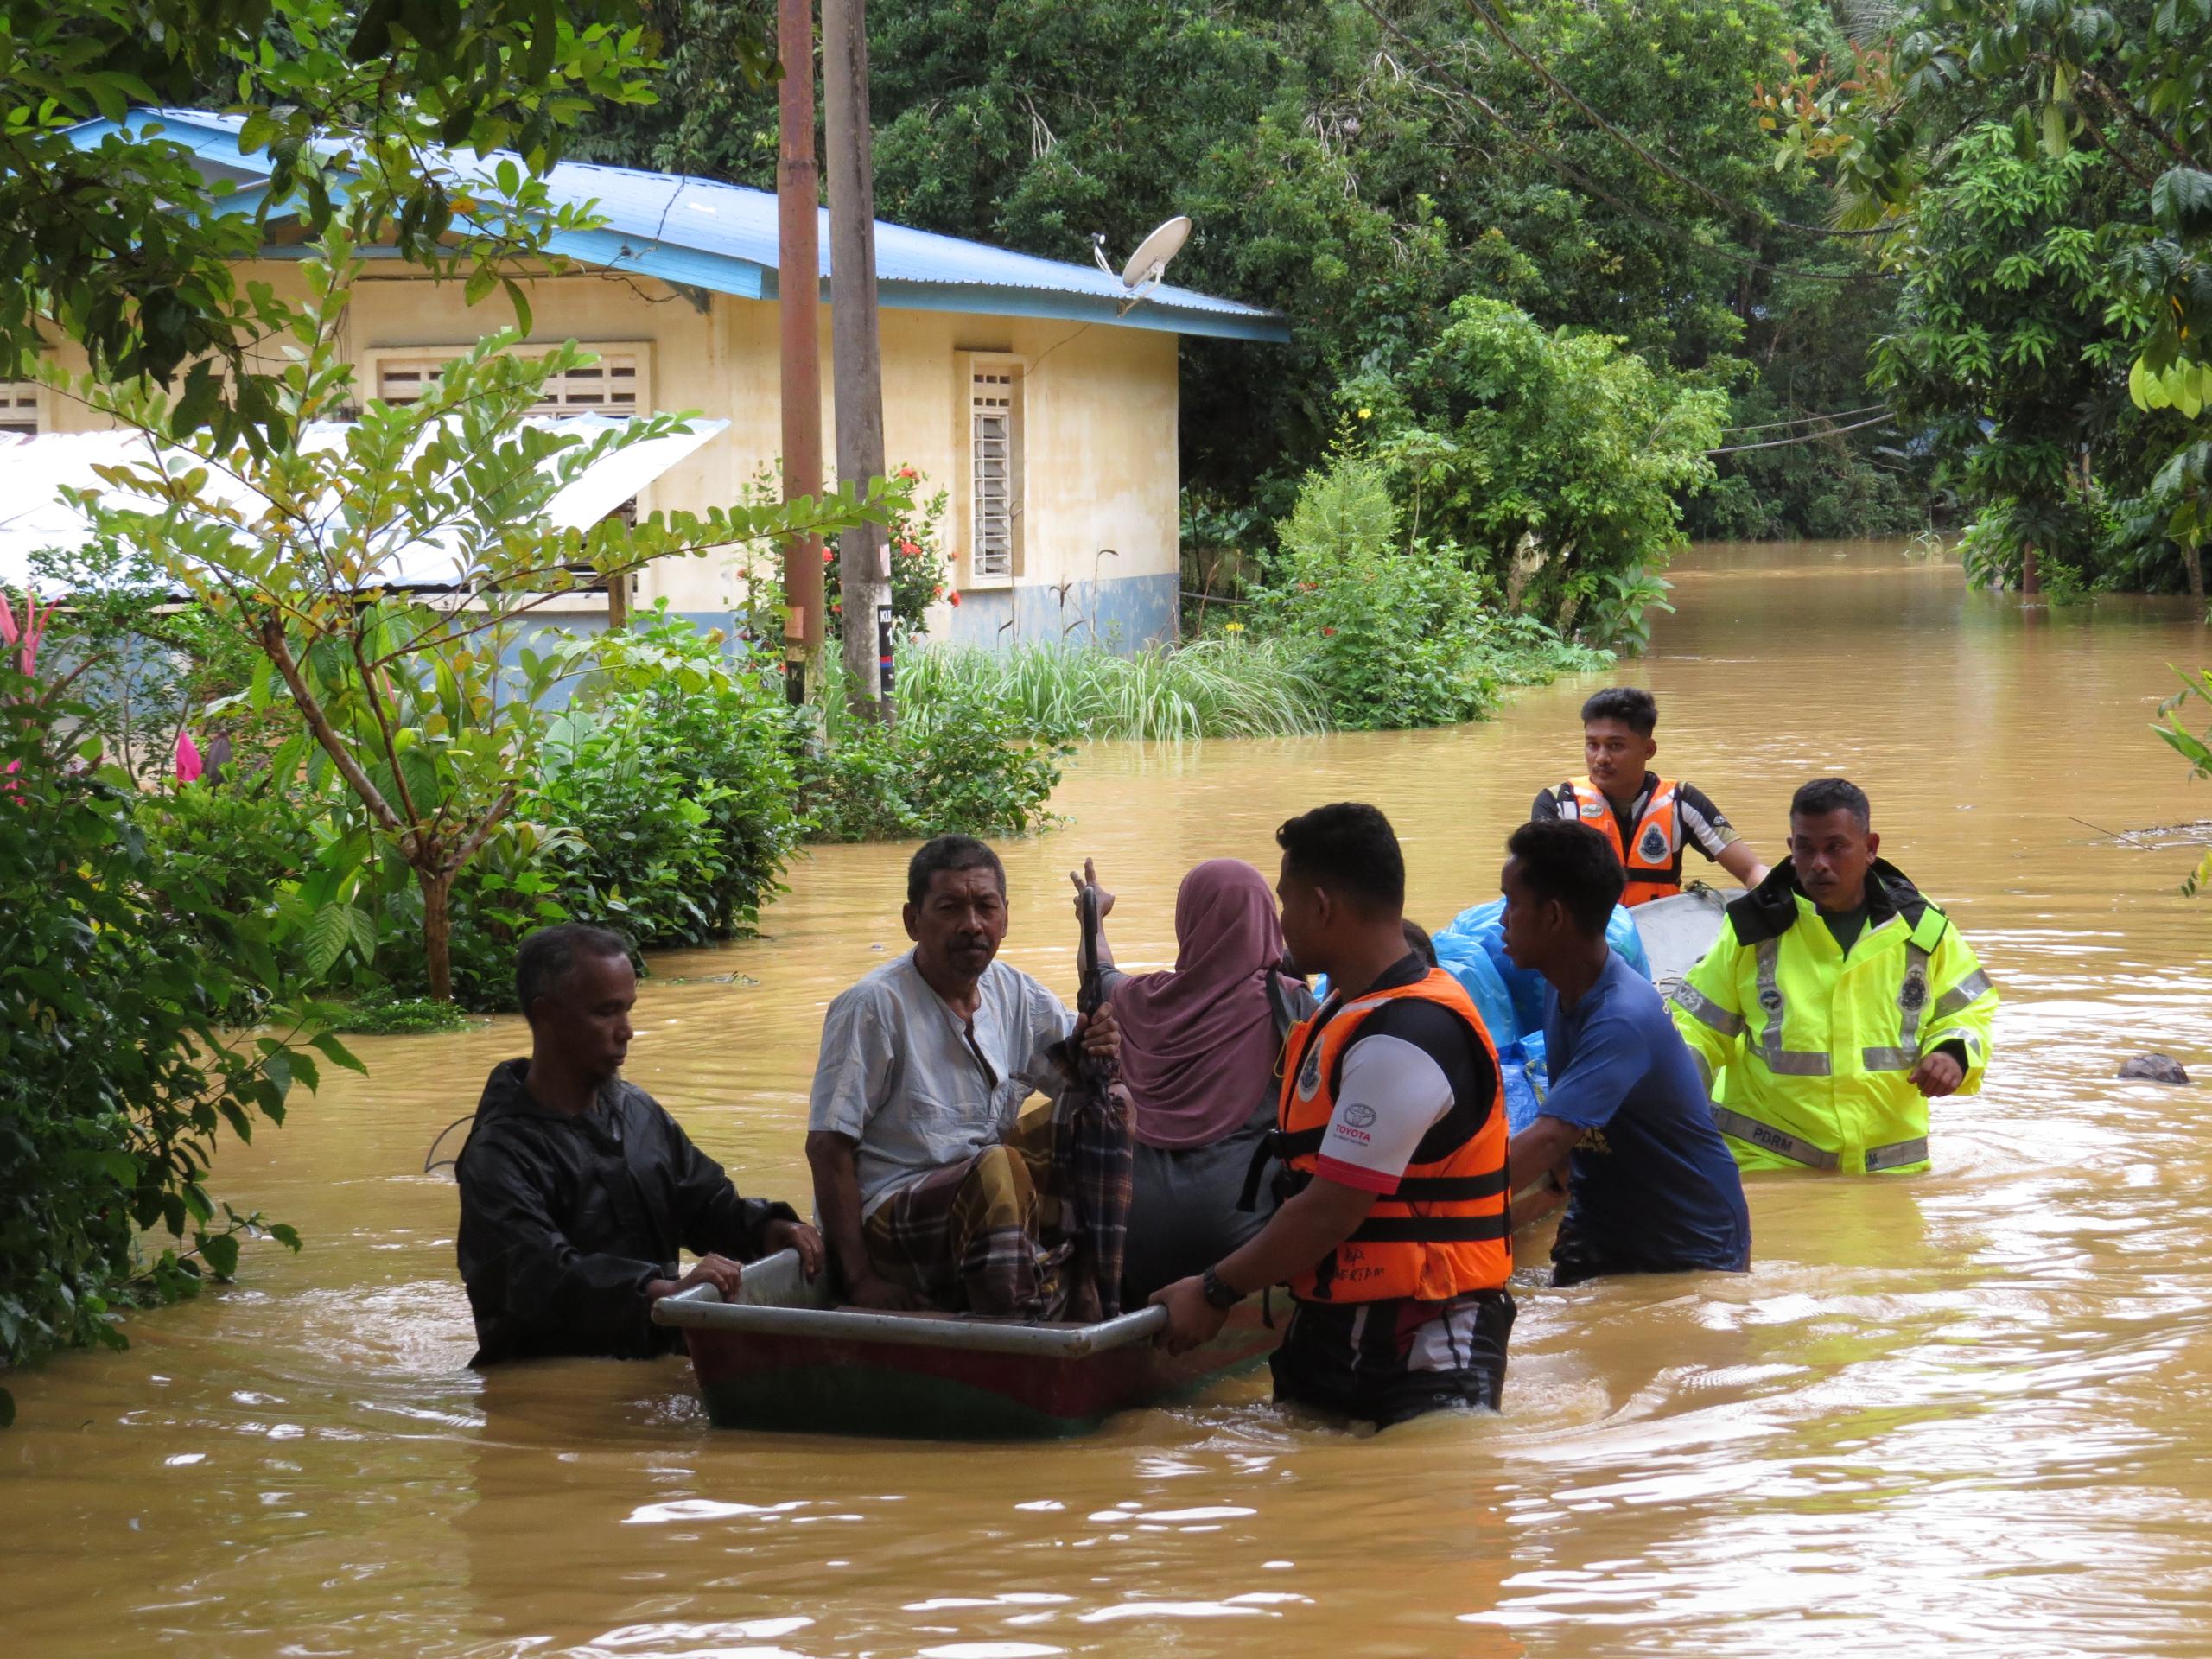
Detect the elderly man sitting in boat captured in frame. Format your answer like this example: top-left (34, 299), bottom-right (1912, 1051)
top-left (806, 835), bottom-right (1129, 1320)
top-left (456, 924), bottom-right (823, 1366)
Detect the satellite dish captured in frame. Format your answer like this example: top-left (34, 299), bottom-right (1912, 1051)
top-left (1091, 217), bottom-right (1193, 314)
top-left (1120, 216), bottom-right (1191, 291)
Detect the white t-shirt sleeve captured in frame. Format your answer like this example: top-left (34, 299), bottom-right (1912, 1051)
top-left (1313, 1033), bottom-right (1456, 1194)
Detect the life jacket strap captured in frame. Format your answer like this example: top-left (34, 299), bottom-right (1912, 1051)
top-left (1391, 1169), bottom-right (1511, 1203)
top-left (1349, 1212), bottom-right (1512, 1244)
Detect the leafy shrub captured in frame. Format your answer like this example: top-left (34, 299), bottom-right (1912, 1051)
top-left (0, 681), bottom-right (353, 1425)
top-left (823, 469), bottom-right (953, 633)
top-left (327, 994), bottom-right (475, 1036)
top-left (803, 658), bottom-right (1066, 842)
top-left (1246, 456), bottom-right (1603, 729)
top-left (531, 607), bottom-right (804, 950)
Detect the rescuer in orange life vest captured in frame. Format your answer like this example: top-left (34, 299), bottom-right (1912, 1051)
top-left (1531, 687), bottom-right (1770, 904)
top-left (1151, 802), bottom-right (1516, 1427)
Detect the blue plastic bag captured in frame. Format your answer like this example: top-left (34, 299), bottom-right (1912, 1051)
top-left (1432, 898), bottom-right (1652, 1044)
top-left (1435, 945), bottom-right (1522, 1052)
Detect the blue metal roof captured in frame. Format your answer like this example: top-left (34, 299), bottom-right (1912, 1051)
top-left (67, 110), bottom-right (1290, 344)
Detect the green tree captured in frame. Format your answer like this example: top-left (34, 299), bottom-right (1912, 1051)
top-left (0, 1), bottom-right (746, 444)
top-left (1769, 0), bottom-right (2212, 594)
top-left (70, 226), bottom-right (893, 1001)
top-left (573, 0), bottom-right (1909, 542)
top-left (1350, 296), bottom-right (1726, 636)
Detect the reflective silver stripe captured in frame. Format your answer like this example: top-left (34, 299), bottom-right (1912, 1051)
top-left (1751, 939), bottom-right (1834, 1077)
top-left (1688, 1046), bottom-right (1715, 1090)
top-left (1764, 1050), bottom-right (1834, 1076)
top-left (1865, 1135), bottom-right (1930, 1173)
top-left (1934, 969), bottom-right (1993, 1019)
top-left (1861, 1046), bottom-right (1916, 1071)
top-left (1712, 1106), bottom-right (1840, 1171)
top-left (1671, 982), bottom-right (1744, 1037)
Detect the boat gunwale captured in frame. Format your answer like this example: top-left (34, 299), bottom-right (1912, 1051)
top-left (652, 1276), bottom-right (1172, 1359)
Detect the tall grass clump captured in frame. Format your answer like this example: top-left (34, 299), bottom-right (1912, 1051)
top-left (905, 635), bottom-right (1329, 740)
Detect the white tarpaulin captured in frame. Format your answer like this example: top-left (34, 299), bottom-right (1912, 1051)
top-left (0, 413), bottom-right (728, 596)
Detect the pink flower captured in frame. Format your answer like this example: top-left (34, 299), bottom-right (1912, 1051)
top-left (0, 588), bottom-right (48, 678)
top-left (1320, 626), bottom-right (1336, 637)
top-left (821, 547), bottom-right (835, 563)
top-left (899, 539), bottom-right (920, 557)
top-left (175, 731), bottom-right (204, 785)
top-left (948, 590), bottom-right (962, 607)
top-left (896, 464), bottom-right (918, 480)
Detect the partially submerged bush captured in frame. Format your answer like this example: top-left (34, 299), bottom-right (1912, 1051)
top-left (1247, 456), bottom-right (1605, 729)
top-left (0, 683), bottom-right (353, 1425)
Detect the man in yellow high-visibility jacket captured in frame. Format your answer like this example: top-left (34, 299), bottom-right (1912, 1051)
top-left (1669, 779), bottom-right (1998, 1175)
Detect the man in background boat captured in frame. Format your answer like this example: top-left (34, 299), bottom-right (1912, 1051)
top-left (1497, 819), bottom-right (1751, 1281)
top-left (806, 835), bottom-right (1129, 1319)
top-left (1153, 803), bottom-right (1516, 1427)
top-left (1532, 687), bottom-right (1769, 903)
top-left (1669, 778), bottom-right (1999, 1175)
top-left (455, 924), bottom-right (823, 1366)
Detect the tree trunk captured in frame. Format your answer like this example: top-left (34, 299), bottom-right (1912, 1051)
top-left (2183, 539), bottom-right (2206, 607)
top-left (419, 866), bottom-right (454, 1004)
top-left (823, 0), bottom-right (893, 725)
top-left (2021, 542), bottom-right (2041, 597)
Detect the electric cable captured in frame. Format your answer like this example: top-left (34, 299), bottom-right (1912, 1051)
top-left (1707, 411), bottom-right (1894, 454)
top-left (1718, 403), bottom-right (1890, 434)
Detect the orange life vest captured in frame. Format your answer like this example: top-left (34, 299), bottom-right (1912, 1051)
top-left (1563, 776), bottom-right (1682, 907)
top-left (1274, 969), bottom-right (1511, 1303)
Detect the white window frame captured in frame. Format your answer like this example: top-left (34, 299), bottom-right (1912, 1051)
top-left (956, 352), bottom-right (1025, 589)
top-left (361, 343), bottom-right (652, 419)
top-left (0, 378), bottom-right (45, 435)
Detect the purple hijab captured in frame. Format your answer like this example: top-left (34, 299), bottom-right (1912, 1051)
top-left (1108, 858), bottom-right (1286, 1151)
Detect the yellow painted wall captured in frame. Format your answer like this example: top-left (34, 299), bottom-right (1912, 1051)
top-left (38, 264), bottom-right (1183, 630)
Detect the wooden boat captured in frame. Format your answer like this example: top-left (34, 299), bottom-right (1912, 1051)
top-left (652, 1248), bottom-right (1280, 1439)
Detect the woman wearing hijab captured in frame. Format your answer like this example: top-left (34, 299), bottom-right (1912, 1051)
top-left (1073, 856), bottom-right (1316, 1305)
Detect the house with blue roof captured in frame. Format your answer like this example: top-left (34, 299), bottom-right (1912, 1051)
top-left (39, 110), bottom-right (1287, 649)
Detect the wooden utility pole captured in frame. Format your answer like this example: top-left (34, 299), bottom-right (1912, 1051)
top-left (777, 0), bottom-right (825, 705)
top-left (822, 0), bottom-right (893, 722)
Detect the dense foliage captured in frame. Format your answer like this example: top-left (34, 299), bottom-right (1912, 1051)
top-left (575, 0), bottom-right (1916, 558)
top-left (0, 680), bottom-right (357, 1427)
top-left (1770, 0), bottom-right (2212, 598)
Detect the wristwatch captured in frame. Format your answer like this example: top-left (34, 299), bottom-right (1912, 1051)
top-left (1198, 1264), bottom-right (1243, 1310)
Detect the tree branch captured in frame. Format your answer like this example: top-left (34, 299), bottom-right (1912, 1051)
top-left (257, 610), bottom-right (407, 842)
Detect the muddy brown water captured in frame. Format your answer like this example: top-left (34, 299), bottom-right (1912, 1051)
top-left (5, 541), bottom-right (2211, 1657)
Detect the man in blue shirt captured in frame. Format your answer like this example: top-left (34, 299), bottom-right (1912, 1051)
top-left (1498, 818), bottom-right (1751, 1285)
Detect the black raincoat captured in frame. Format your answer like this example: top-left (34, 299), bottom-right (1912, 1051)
top-left (455, 1058), bottom-right (799, 1365)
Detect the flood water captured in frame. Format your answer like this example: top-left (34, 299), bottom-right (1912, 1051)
top-left (6, 540), bottom-right (2212, 1657)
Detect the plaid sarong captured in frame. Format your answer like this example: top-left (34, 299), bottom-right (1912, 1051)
top-left (861, 1083), bottom-right (1132, 1321)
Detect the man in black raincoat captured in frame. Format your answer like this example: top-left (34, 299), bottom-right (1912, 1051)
top-left (456, 924), bottom-right (822, 1364)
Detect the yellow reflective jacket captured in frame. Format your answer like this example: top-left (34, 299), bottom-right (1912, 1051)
top-left (1668, 861), bottom-right (1997, 1175)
